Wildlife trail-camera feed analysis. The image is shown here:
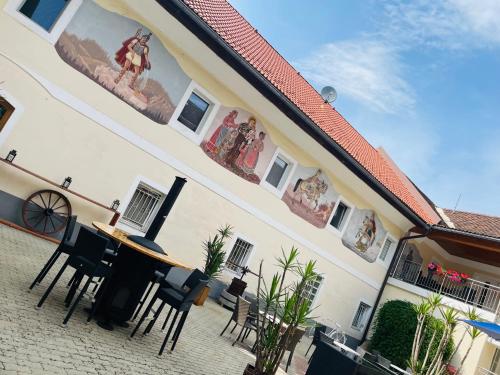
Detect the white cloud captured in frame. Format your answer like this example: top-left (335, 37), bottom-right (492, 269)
top-left (378, 0), bottom-right (500, 49)
top-left (295, 40), bottom-right (415, 114)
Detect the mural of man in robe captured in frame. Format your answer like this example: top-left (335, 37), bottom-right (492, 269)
top-left (225, 116), bottom-right (257, 166)
top-left (342, 209), bottom-right (387, 262)
top-left (114, 29), bottom-right (152, 90)
top-left (355, 212), bottom-right (376, 252)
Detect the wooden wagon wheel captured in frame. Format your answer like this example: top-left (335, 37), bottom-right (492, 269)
top-left (22, 189), bottom-right (72, 235)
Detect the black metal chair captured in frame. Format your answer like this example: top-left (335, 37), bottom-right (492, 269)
top-left (130, 268), bottom-right (209, 355)
top-left (29, 215), bottom-right (78, 290)
top-left (306, 324), bottom-right (327, 358)
top-left (131, 263), bottom-right (178, 322)
top-left (36, 227), bottom-right (112, 326)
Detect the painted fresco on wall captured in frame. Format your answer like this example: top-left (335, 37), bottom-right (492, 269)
top-left (201, 107), bottom-right (277, 184)
top-left (55, 1), bottom-right (190, 124)
top-left (282, 166), bottom-right (338, 228)
top-left (341, 209), bottom-right (387, 262)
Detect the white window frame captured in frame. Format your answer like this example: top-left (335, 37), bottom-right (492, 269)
top-left (223, 233), bottom-right (256, 277)
top-left (4, 0), bottom-right (83, 45)
top-left (116, 175), bottom-right (171, 236)
top-left (260, 148), bottom-right (297, 197)
top-left (377, 233), bottom-right (398, 268)
top-left (168, 80), bottom-right (220, 145)
top-left (326, 196), bottom-right (354, 236)
top-left (351, 299), bottom-right (372, 332)
top-left (302, 272), bottom-right (324, 309)
top-left (0, 90), bottom-right (24, 148)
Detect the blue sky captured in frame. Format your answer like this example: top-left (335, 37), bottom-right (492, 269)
top-left (230, 0), bottom-right (500, 216)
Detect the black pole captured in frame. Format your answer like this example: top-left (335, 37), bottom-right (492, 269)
top-left (145, 176), bottom-right (187, 241)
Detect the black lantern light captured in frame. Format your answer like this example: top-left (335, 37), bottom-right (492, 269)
top-left (5, 149), bottom-right (17, 163)
top-left (111, 199), bottom-right (120, 211)
top-left (61, 177), bottom-right (72, 189)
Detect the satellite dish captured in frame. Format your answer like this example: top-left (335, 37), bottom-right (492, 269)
top-left (320, 86), bottom-right (337, 104)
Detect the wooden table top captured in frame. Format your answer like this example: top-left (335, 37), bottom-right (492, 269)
top-left (92, 222), bottom-right (192, 270)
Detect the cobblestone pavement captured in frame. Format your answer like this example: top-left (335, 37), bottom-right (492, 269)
top-left (0, 224), bottom-right (308, 375)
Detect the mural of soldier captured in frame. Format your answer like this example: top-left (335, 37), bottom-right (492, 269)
top-left (114, 30), bottom-right (152, 90)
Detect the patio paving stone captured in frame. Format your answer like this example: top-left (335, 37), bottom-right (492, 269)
top-left (0, 224), bottom-right (308, 375)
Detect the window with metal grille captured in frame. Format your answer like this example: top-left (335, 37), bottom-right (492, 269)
top-left (19, 0), bottom-right (71, 31)
top-left (120, 183), bottom-right (165, 232)
top-left (352, 302), bottom-right (371, 330)
top-left (379, 237), bottom-right (394, 262)
top-left (226, 238), bottom-right (254, 274)
top-left (302, 274), bottom-right (323, 306)
top-left (330, 201), bottom-right (350, 231)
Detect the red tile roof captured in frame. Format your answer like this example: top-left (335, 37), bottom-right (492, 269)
top-left (182, 0), bottom-right (440, 224)
top-left (442, 209), bottom-right (500, 239)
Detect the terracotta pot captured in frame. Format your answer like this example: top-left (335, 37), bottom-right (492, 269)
top-left (194, 285), bottom-right (210, 306)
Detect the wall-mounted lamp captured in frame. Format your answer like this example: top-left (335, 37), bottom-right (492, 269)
top-left (111, 199), bottom-right (120, 211)
top-left (5, 149), bottom-right (17, 163)
top-left (61, 177), bottom-right (72, 189)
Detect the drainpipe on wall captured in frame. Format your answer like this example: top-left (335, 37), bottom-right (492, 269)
top-left (360, 227), bottom-right (432, 344)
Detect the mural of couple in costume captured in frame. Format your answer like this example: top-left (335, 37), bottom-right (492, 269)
top-left (203, 110), bottom-right (266, 181)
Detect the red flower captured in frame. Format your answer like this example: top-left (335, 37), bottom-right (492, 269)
top-left (460, 273), bottom-right (470, 280)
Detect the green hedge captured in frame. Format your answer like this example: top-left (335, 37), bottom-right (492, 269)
top-left (369, 300), bottom-right (454, 369)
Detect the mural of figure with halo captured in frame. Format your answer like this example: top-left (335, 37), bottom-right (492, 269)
top-left (342, 208), bottom-right (387, 262)
top-left (282, 166), bottom-right (338, 228)
top-left (201, 106), bottom-right (276, 184)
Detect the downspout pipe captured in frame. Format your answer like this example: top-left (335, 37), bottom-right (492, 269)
top-left (360, 227), bottom-right (432, 343)
top-left (157, 0), bottom-right (429, 229)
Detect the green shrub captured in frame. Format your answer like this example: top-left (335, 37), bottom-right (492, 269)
top-left (369, 300), bottom-right (454, 369)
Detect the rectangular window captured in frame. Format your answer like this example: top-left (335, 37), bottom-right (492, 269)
top-left (302, 274), bottom-right (323, 306)
top-left (0, 98), bottom-right (15, 133)
top-left (265, 156), bottom-right (289, 188)
top-left (120, 183), bottom-right (165, 232)
top-left (19, 0), bottom-right (71, 31)
top-left (352, 302), bottom-right (371, 330)
top-left (226, 238), bottom-right (254, 274)
top-left (379, 237), bottom-right (394, 262)
top-left (177, 92), bottom-right (210, 133)
top-left (330, 201), bottom-right (350, 231)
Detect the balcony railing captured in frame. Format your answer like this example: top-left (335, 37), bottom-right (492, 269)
top-left (390, 260), bottom-right (500, 315)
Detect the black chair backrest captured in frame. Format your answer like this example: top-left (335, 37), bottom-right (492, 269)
top-left (72, 227), bottom-right (110, 264)
top-left (62, 215), bottom-right (78, 245)
top-left (313, 324), bottom-right (327, 345)
top-left (183, 269), bottom-right (207, 289)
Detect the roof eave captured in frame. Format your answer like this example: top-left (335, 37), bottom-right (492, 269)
top-left (157, 0), bottom-right (430, 229)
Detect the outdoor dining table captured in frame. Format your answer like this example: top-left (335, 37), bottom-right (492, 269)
top-left (91, 221), bottom-right (192, 330)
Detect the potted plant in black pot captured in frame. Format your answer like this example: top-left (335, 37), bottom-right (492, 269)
top-left (244, 247), bottom-right (317, 374)
top-left (194, 225), bottom-right (233, 306)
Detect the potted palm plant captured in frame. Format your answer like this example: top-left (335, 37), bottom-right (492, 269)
top-left (244, 247), bottom-right (317, 375)
top-left (194, 225), bottom-right (233, 306)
